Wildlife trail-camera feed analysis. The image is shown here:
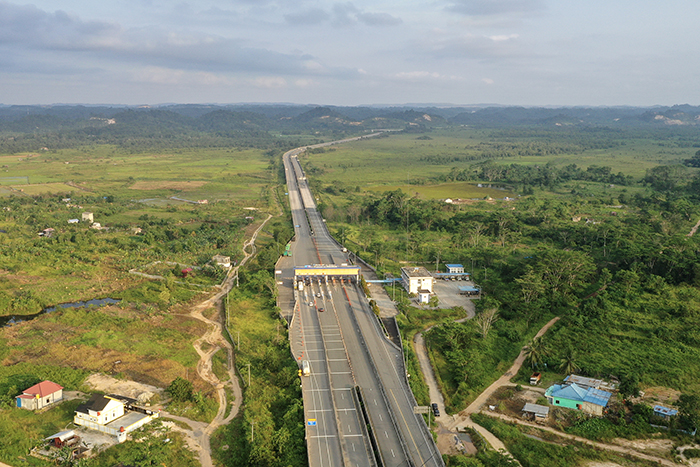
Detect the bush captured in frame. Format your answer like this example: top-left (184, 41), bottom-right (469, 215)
top-left (166, 377), bottom-right (193, 402)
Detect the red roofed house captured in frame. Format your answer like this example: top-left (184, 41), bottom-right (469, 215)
top-left (16, 380), bottom-right (63, 410)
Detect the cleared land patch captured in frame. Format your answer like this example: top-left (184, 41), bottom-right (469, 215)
top-left (130, 180), bottom-right (209, 191)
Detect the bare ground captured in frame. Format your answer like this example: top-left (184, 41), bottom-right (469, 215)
top-left (85, 373), bottom-right (165, 402)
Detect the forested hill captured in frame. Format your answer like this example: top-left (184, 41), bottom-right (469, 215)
top-left (1, 103), bottom-right (700, 153)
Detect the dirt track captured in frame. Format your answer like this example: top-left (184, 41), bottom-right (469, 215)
top-left (161, 214), bottom-right (272, 467)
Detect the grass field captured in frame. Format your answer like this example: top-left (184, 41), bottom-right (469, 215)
top-left (302, 128), bottom-right (695, 189)
top-left (367, 181), bottom-right (515, 199)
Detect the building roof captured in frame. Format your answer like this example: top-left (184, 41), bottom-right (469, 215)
top-left (547, 383), bottom-right (612, 407)
top-left (23, 380), bottom-right (63, 397)
top-left (418, 289), bottom-right (431, 295)
top-left (654, 405), bottom-right (678, 417)
top-left (459, 286), bottom-right (481, 292)
top-left (564, 374), bottom-right (603, 389)
top-left (401, 266), bottom-right (433, 278)
top-left (445, 264), bottom-right (463, 268)
top-left (45, 430), bottom-right (76, 442)
top-left (75, 394), bottom-right (122, 414)
top-left (522, 403), bottom-right (550, 417)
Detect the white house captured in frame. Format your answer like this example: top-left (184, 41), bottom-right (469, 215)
top-left (401, 266), bottom-right (434, 295)
top-left (446, 264), bottom-right (465, 274)
top-left (74, 393), bottom-right (159, 442)
top-left (74, 394), bottom-right (125, 426)
top-left (212, 254), bottom-right (231, 268)
top-left (82, 212), bottom-right (94, 223)
top-left (16, 380), bottom-right (63, 410)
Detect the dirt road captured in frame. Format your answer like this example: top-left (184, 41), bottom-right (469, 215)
top-left (481, 411), bottom-right (677, 467)
top-left (412, 314), bottom-right (561, 463)
top-left (166, 214), bottom-right (272, 467)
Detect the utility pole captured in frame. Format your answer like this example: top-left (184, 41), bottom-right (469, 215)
top-left (248, 363), bottom-right (251, 387)
top-left (251, 420), bottom-right (254, 443)
top-left (237, 330), bottom-right (240, 351)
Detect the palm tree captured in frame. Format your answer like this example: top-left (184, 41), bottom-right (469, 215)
top-left (523, 336), bottom-right (549, 370)
top-left (559, 348), bottom-right (580, 375)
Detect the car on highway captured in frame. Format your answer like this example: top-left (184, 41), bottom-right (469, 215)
top-left (308, 302), bottom-right (313, 307)
top-left (318, 308), bottom-right (325, 312)
top-left (431, 403), bottom-right (440, 417)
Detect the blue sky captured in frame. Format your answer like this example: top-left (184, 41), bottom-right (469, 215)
top-left (1, 0), bottom-right (697, 106)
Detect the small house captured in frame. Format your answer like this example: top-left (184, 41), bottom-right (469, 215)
top-left (401, 266), bottom-right (434, 294)
top-left (446, 264), bottom-right (465, 274)
top-left (68, 218), bottom-right (79, 224)
top-left (75, 394), bottom-right (125, 426)
top-left (212, 255), bottom-right (231, 268)
top-left (522, 403), bottom-right (549, 421)
top-left (653, 405), bottom-right (678, 420)
top-left (545, 382), bottom-right (612, 416)
top-left (182, 267), bottom-right (194, 277)
top-left (16, 380), bottom-right (64, 410)
top-left (74, 393), bottom-right (159, 442)
top-left (45, 430), bottom-right (78, 448)
top-left (418, 290), bottom-right (431, 304)
top-left (82, 212), bottom-right (94, 223)
top-left (39, 228), bottom-right (55, 237)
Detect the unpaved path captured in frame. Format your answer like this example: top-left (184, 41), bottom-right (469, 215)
top-left (481, 411), bottom-right (677, 467)
top-left (167, 214), bottom-right (273, 467)
top-left (688, 218), bottom-right (700, 237)
top-left (413, 315), bottom-right (561, 463)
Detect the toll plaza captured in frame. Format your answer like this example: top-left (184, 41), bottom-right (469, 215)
top-left (294, 264), bottom-right (361, 284)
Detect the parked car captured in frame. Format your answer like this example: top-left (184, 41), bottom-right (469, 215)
top-left (431, 403), bottom-right (440, 417)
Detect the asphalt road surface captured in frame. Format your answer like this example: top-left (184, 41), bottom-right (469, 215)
top-left (281, 142), bottom-right (443, 467)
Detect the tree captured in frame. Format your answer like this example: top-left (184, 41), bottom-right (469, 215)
top-left (166, 377), bottom-right (193, 402)
top-left (475, 307), bottom-right (499, 339)
top-left (558, 347), bottom-right (580, 375)
top-left (523, 336), bottom-right (549, 370)
top-left (677, 393), bottom-right (700, 432)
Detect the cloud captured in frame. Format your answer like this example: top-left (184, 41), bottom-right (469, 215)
top-left (445, 0), bottom-right (544, 17)
top-left (253, 76), bottom-right (287, 88)
top-left (284, 8), bottom-right (330, 25)
top-left (0, 2), bottom-right (362, 79)
top-left (421, 32), bottom-right (523, 60)
top-left (283, 2), bottom-right (401, 27)
top-left (357, 11), bottom-right (402, 26)
top-left (0, 2), bottom-right (120, 49)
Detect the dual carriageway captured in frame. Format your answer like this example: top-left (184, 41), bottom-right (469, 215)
top-left (281, 143), bottom-right (443, 467)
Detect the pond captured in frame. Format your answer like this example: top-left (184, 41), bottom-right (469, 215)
top-left (1, 298), bottom-right (121, 327)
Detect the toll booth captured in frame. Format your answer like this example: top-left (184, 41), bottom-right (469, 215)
top-left (294, 264), bottom-right (361, 284)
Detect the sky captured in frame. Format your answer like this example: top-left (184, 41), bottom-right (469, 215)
top-left (1, 0), bottom-right (698, 107)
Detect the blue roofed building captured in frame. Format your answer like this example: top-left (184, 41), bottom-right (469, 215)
top-left (445, 264), bottom-right (464, 274)
top-left (545, 382), bottom-right (613, 416)
top-left (653, 405), bottom-right (678, 420)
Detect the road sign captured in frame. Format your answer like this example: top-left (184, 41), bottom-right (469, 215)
top-left (307, 419), bottom-right (317, 426)
top-left (413, 406), bottom-right (430, 414)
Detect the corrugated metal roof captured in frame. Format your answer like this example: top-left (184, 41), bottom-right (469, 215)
top-left (654, 405), bottom-right (678, 416)
top-left (583, 387), bottom-right (612, 407)
top-left (548, 383), bottom-right (612, 407)
top-left (564, 374), bottom-right (603, 389)
top-left (522, 403), bottom-right (549, 417)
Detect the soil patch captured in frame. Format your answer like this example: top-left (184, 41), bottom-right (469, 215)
top-left (85, 373), bottom-right (165, 403)
top-left (610, 437), bottom-right (673, 457)
top-left (130, 180), bottom-right (208, 191)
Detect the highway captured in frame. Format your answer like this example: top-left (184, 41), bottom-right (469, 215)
top-left (281, 141), bottom-right (443, 467)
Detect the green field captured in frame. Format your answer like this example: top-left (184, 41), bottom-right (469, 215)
top-left (367, 181), bottom-right (515, 199)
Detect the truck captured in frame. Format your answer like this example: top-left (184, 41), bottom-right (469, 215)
top-left (302, 360), bottom-right (311, 376)
top-left (530, 372), bottom-right (541, 385)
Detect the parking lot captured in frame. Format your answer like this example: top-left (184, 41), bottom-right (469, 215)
top-left (433, 278), bottom-right (479, 312)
